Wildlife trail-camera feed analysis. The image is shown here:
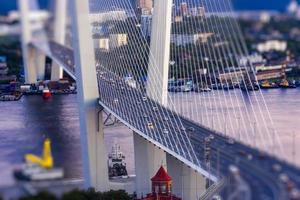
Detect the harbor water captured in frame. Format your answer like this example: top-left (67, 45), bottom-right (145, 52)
top-left (0, 88), bottom-right (299, 186)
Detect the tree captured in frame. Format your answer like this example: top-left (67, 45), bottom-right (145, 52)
top-left (19, 191), bottom-right (57, 200)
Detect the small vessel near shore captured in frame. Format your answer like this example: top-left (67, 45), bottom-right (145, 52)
top-left (14, 138), bottom-right (64, 181)
top-left (42, 88), bottom-right (52, 99)
top-left (279, 79), bottom-right (297, 89)
top-left (260, 81), bottom-right (279, 89)
top-left (108, 143), bottom-right (128, 178)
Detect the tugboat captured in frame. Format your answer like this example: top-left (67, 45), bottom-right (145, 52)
top-left (241, 82), bottom-right (259, 91)
top-left (260, 81), bottom-right (279, 89)
top-left (108, 143), bottom-right (128, 178)
top-left (279, 79), bottom-right (297, 88)
top-left (42, 87), bottom-right (52, 99)
top-left (14, 138), bottom-right (64, 181)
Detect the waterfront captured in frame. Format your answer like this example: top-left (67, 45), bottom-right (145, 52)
top-left (0, 88), bottom-right (299, 186)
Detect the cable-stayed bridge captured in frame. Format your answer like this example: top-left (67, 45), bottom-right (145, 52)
top-left (18, 0), bottom-right (300, 199)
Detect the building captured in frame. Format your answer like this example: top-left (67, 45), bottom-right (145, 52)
top-left (180, 2), bottom-right (188, 16)
top-left (257, 40), bottom-right (287, 53)
top-left (137, 166), bottom-right (181, 200)
top-left (89, 11), bottom-right (127, 24)
top-left (141, 15), bottom-right (152, 38)
top-left (0, 56), bottom-right (16, 82)
top-left (198, 6), bottom-right (206, 17)
top-left (255, 64), bottom-right (286, 81)
top-left (287, 0), bottom-right (299, 15)
top-left (239, 53), bottom-right (265, 66)
top-left (93, 37), bottom-right (109, 51)
top-left (171, 33), bottom-right (214, 46)
top-left (0, 56), bottom-right (8, 76)
top-left (109, 34), bottom-right (128, 49)
top-left (218, 70), bottom-right (245, 84)
top-left (137, 0), bottom-right (153, 15)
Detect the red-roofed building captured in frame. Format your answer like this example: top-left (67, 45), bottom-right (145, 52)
top-left (137, 166), bottom-right (181, 200)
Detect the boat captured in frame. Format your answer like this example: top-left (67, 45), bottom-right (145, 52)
top-left (279, 79), bottom-right (297, 89)
top-left (260, 81), bottom-right (279, 89)
top-left (194, 86), bottom-right (212, 93)
top-left (14, 163), bottom-right (64, 181)
top-left (14, 138), bottom-right (64, 181)
top-left (108, 143), bottom-right (128, 178)
top-left (241, 83), bottom-right (259, 91)
top-left (42, 88), bottom-right (52, 99)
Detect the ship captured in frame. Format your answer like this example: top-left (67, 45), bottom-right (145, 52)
top-left (260, 81), bottom-right (279, 89)
top-left (240, 83), bottom-right (259, 91)
top-left (108, 143), bottom-right (128, 178)
top-left (42, 88), bottom-right (52, 99)
top-left (14, 138), bottom-right (64, 181)
top-left (279, 79), bottom-right (297, 89)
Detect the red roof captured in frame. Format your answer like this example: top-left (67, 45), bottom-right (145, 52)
top-left (151, 166), bottom-right (172, 182)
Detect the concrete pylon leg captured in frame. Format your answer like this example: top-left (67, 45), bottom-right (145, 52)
top-left (167, 155), bottom-right (206, 200)
top-left (134, 134), bottom-right (166, 197)
top-left (51, 0), bottom-right (67, 81)
top-left (35, 50), bottom-right (46, 81)
top-left (146, 0), bottom-right (172, 105)
top-left (26, 47), bottom-right (38, 83)
top-left (18, 0), bottom-right (38, 84)
top-left (71, 0), bottom-right (109, 191)
top-left (51, 63), bottom-right (63, 81)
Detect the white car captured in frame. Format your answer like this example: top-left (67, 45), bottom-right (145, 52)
top-left (147, 122), bottom-right (154, 129)
top-left (142, 96), bottom-right (147, 101)
top-left (163, 129), bottom-right (169, 134)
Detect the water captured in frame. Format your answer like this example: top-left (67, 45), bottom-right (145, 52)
top-left (170, 88), bottom-right (300, 161)
top-left (0, 89), bottom-right (299, 186)
top-left (0, 94), bottom-right (134, 186)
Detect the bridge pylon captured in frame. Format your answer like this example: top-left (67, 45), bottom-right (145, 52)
top-left (70, 0), bottom-right (109, 191)
top-left (133, 0), bottom-right (172, 197)
top-left (133, 0), bottom-right (207, 199)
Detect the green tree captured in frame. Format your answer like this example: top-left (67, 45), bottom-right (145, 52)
top-left (19, 191), bottom-right (57, 200)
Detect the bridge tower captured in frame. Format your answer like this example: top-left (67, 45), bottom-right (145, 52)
top-left (133, 0), bottom-right (172, 197)
top-left (70, 0), bottom-right (109, 191)
top-left (51, 0), bottom-right (67, 81)
top-left (134, 0), bottom-right (206, 199)
top-left (19, 0), bottom-right (45, 83)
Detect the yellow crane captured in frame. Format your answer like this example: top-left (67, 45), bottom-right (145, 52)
top-left (25, 138), bottom-right (54, 169)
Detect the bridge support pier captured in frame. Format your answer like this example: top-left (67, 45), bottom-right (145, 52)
top-left (167, 155), bottom-right (206, 200)
top-left (134, 134), bottom-right (167, 197)
top-left (71, 0), bottom-right (109, 191)
top-left (51, 0), bottom-right (67, 81)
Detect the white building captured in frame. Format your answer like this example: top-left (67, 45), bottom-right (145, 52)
top-left (89, 10), bottom-right (127, 24)
top-left (171, 33), bottom-right (214, 46)
top-left (93, 38), bottom-right (109, 51)
top-left (8, 10), bottom-right (50, 23)
top-left (109, 34), bottom-right (128, 49)
top-left (287, 0), bottom-right (299, 15)
top-left (239, 53), bottom-right (265, 66)
top-left (257, 40), bottom-right (287, 52)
